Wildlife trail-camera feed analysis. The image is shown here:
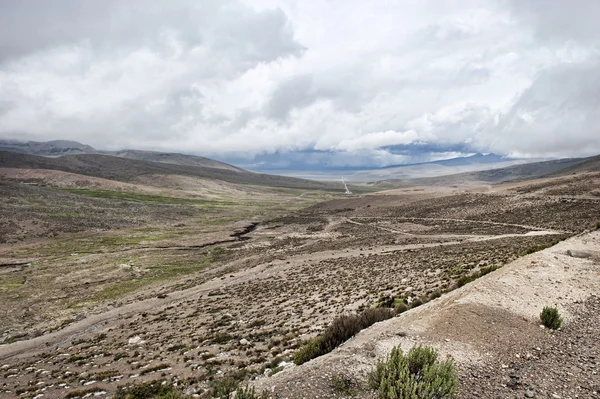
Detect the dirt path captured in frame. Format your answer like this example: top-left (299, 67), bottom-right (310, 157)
top-left (304, 215), bottom-right (568, 234)
top-left (254, 230), bottom-right (600, 398)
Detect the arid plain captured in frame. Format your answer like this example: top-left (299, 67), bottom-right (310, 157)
top-left (1, 150), bottom-right (599, 399)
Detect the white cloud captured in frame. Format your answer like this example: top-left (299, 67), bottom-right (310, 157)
top-left (0, 0), bottom-right (599, 167)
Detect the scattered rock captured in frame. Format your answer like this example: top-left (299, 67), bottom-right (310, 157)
top-left (128, 336), bottom-right (144, 345)
top-left (525, 389), bottom-right (535, 398)
top-left (566, 250), bottom-right (592, 259)
top-left (239, 338), bottom-right (249, 345)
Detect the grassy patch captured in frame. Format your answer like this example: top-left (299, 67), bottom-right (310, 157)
top-left (59, 188), bottom-right (233, 207)
top-left (0, 275), bottom-right (26, 291)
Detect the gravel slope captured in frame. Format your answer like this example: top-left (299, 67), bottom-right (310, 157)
top-left (255, 230), bottom-right (600, 399)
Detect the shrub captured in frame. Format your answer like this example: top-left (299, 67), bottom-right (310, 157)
top-left (114, 380), bottom-right (187, 399)
top-left (332, 373), bottom-right (356, 396)
top-left (540, 306), bottom-right (563, 330)
top-left (395, 302), bottom-right (409, 314)
top-left (211, 377), bottom-right (239, 399)
top-left (596, 220), bottom-right (600, 230)
top-left (293, 337), bottom-right (324, 365)
top-left (233, 386), bottom-right (269, 399)
top-left (410, 298), bottom-right (424, 308)
top-left (294, 308), bottom-right (394, 365)
top-left (456, 275), bottom-right (475, 288)
top-left (368, 345), bottom-right (458, 399)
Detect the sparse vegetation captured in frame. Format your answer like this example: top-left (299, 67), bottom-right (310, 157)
top-left (368, 345), bottom-right (458, 399)
top-left (233, 386), bottom-right (269, 399)
top-left (294, 308), bottom-right (394, 365)
top-left (596, 220), bottom-right (600, 229)
top-left (114, 380), bottom-right (187, 399)
top-left (540, 306), bottom-right (563, 330)
top-left (333, 373), bottom-right (356, 396)
top-left (457, 265), bottom-right (499, 287)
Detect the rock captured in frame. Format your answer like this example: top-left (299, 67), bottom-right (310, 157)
top-left (75, 313), bottom-right (86, 321)
top-left (128, 336), bottom-right (144, 345)
top-left (551, 394), bottom-right (561, 399)
top-left (364, 343), bottom-right (374, 351)
top-left (525, 389), bottom-right (535, 398)
top-left (239, 338), bottom-right (249, 345)
top-left (566, 250), bottom-right (592, 259)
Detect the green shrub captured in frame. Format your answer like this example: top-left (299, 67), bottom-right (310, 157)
top-left (210, 377), bottom-right (239, 399)
top-left (293, 337), bottom-right (324, 365)
top-left (294, 308), bottom-right (394, 365)
top-left (114, 380), bottom-right (187, 399)
top-left (395, 302), bottom-right (409, 314)
top-left (429, 291), bottom-right (442, 300)
top-left (368, 345), bottom-right (458, 399)
top-left (596, 220), bottom-right (600, 229)
top-left (456, 275), bottom-right (475, 288)
top-left (233, 386), bottom-right (269, 399)
top-left (540, 306), bottom-right (563, 330)
top-left (410, 298), bottom-right (424, 308)
top-left (332, 373), bottom-right (356, 396)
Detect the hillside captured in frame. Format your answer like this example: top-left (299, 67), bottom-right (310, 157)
top-left (548, 153), bottom-right (600, 176)
top-left (373, 156), bottom-right (590, 188)
top-left (112, 149), bottom-right (245, 172)
top-left (0, 139), bottom-right (95, 156)
top-left (0, 151), bottom-right (332, 190)
top-left (255, 230), bottom-right (600, 398)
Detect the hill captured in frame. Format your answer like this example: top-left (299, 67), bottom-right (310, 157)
top-left (0, 139), bottom-right (95, 156)
top-left (0, 151), bottom-right (332, 190)
top-left (548, 153), bottom-right (600, 176)
top-left (112, 149), bottom-right (245, 172)
top-left (373, 156), bottom-right (591, 188)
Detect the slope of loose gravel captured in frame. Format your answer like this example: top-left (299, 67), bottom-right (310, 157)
top-left (254, 230), bottom-right (600, 399)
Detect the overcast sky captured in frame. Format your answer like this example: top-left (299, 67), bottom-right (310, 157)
top-left (1, 0), bottom-right (599, 168)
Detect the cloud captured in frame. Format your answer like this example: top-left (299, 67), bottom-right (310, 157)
top-left (0, 0), bottom-right (599, 169)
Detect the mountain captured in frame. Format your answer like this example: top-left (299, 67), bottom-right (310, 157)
top-left (548, 154), bottom-right (600, 176)
top-left (373, 156), bottom-right (592, 187)
top-left (0, 139), bottom-right (96, 156)
top-left (0, 151), bottom-right (332, 190)
top-left (112, 149), bottom-right (244, 172)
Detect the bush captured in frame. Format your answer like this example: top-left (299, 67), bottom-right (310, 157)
top-left (293, 337), bottom-right (324, 365)
top-left (114, 380), bottom-right (187, 399)
top-left (332, 373), bottom-right (356, 396)
top-left (368, 345), bottom-right (458, 399)
top-left (540, 306), bottom-right (563, 330)
top-left (211, 377), bottom-right (239, 399)
top-left (410, 298), bottom-right (424, 308)
top-left (233, 386), bottom-right (269, 399)
top-left (596, 220), bottom-right (600, 229)
top-left (294, 308), bottom-right (394, 365)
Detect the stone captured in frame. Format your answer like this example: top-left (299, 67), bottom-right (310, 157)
top-left (239, 338), bottom-right (249, 345)
top-left (525, 389), bottom-right (535, 398)
top-left (128, 336), bottom-right (144, 345)
top-left (566, 250), bottom-right (592, 259)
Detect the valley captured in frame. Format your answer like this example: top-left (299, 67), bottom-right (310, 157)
top-left (0, 149), bottom-right (599, 398)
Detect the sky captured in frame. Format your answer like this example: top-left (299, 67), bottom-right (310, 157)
top-left (0, 0), bottom-right (599, 169)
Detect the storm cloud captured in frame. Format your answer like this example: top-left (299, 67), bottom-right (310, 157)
top-left (0, 0), bottom-right (598, 168)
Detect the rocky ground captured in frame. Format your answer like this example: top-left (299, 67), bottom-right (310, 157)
top-left (0, 176), bottom-right (599, 398)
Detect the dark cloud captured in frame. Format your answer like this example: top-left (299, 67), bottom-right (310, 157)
top-left (0, 1), bottom-right (598, 169)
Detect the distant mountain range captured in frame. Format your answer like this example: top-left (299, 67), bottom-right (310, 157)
top-left (0, 140), bottom-right (332, 190)
top-left (1, 139), bottom-right (598, 186)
